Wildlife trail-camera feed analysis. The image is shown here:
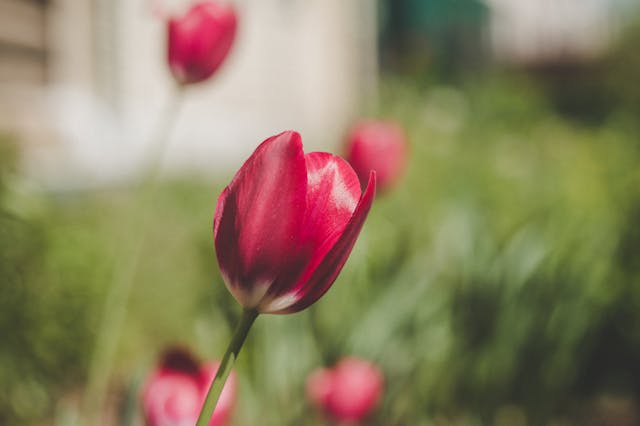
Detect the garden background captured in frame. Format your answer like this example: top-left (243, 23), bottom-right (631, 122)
top-left (1, 0), bottom-right (640, 424)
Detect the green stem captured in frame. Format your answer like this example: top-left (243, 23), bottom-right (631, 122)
top-left (196, 309), bottom-right (258, 426)
top-left (83, 87), bottom-right (184, 423)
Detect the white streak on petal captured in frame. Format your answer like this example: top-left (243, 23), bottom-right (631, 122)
top-left (260, 292), bottom-right (299, 313)
top-left (225, 278), bottom-right (271, 309)
top-left (331, 169), bottom-right (358, 211)
top-left (242, 281), bottom-right (271, 307)
top-left (307, 160), bottom-right (333, 187)
top-left (308, 158), bottom-right (358, 212)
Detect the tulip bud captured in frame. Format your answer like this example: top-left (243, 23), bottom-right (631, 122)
top-left (213, 131), bottom-right (376, 314)
top-left (345, 120), bottom-right (408, 193)
top-left (307, 357), bottom-right (384, 423)
top-left (168, 1), bottom-right (237, 85)
top-left (142, 348), bottom-right (237, 426)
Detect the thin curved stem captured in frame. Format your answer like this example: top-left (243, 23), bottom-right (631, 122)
top-left (196, 309), bottom-right (258, 426)
top-left (83, 87), bottom-right (185, 423)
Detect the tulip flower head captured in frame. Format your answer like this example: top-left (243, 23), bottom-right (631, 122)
top-left (307, 357), bottom-right (384, 423)
top-left (168, 1), bottom-right (237, 85)
top-left (142, 348), bottom-right (237, 426)
top-left (345, 120), bottom-right (408, 192)
top-left (213, 130), bottom-right (376, 314)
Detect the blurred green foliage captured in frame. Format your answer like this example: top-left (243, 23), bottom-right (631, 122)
top-left (1, 71), bottom-right (639, 425)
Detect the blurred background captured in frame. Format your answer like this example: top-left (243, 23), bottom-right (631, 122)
top-left (1, 0), bottom-right (640, 424)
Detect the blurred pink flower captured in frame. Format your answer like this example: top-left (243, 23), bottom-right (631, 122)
top-left (213, 130), bottom-right (376, 314)
top-left (168, 1), bottom-right (237, 85)
top-left (142, 348), bottom-right (237, 426)
top-left (307, 357), bottom-right (384, 423)
top-left (345, 120), bottom-right (408, 193)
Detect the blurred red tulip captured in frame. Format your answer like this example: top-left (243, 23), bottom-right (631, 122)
top-left (307, 357), bottom-right (384, 423)
top-left (213, 130), bottom-right (376, 314)
top-left (168, 1), bottom-right (237, 85)
top-left (142, 348), bottom-right (237, 426)
top-left (345, 120), bottom-right (408, 192)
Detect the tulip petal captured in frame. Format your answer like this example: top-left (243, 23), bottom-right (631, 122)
top-left (168, 18), bottom-right (188, 81)
top-left (302, 152), bottom-right (362, 247)
top-left (160, 347), bottom-right (201, 377)
top-left (168, 2), bottom-right (237, 84)
top-left (189, 5), bottom-right (236, 79)
top-left (264, 171), bottom-right (376, 313)
top-left (214, 131), bottom-right (307, 308)
top-left (346, 120), bottom-right (407, 191)
top-left (306, 367), bottom-right (334, 408)
top-left (258, 153), bottom-right (361, 311)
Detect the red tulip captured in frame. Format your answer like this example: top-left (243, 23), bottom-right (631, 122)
top-left (345, 120), bottom-right (408, 192)
top-left (307, 357), bottom-right (384, 422)
top-left (168, 1), bottom-right (237, 85)
top-left (213, 130), bottom-right (376, 314)
top-left (142, 348), bottom-right (237, 426)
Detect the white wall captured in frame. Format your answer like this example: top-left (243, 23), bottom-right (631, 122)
top-left (18, 0), bottom-right (377, 188)
top-left (486, 0), bottom-right (628, 63)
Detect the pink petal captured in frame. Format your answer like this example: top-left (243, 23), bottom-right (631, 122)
top-left (306, 367), bottom-right (334, 408)
top-left (159, 347), bottom-right (201, 377)
top-left (346, 120), bottom-right (407, 191)
top-left (142, 371), bottom-right (202, 425)
top-left (260, 152), bottom-right (360, 312)
top-left (328, 357), bottom-right (383, 421)
top-left (168, 2), bottom-right (237, 84)
top-left (213, 131), bottom-right (307, 308)
top-left (187, 5), bottom-right (236, 78)
top-left (268, 171), bottom-right (376, 314)
top-left (267, 152), bottom-right (361, 302)
top-left (302, 152), bottom-right (362, 249)
top-left (259, 152), bottom-right (360, 307)
top-left (168, 18), bottom-right (187, 81)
